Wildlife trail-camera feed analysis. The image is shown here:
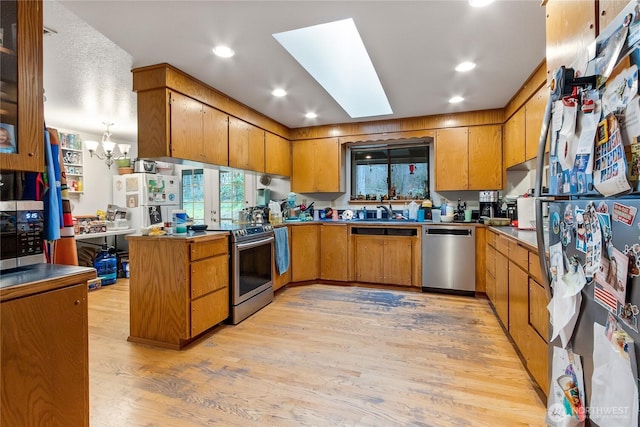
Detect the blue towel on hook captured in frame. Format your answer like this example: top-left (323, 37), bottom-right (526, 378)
top-left (274, 226), bottom-right (289, 275)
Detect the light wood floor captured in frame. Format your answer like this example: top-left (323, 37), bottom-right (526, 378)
top-left (88, 280), bottom-right (546, 426)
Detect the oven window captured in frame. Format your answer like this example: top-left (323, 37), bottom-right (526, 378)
top-left (238, 243), bottom-right (272, 296)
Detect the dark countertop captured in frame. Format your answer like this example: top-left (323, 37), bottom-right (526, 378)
top-left (0, 263), bottom-right (97, 302)
top-left (279, 219), bottom-right (486, 227)
top-left (126, 231), bottom-right (229, 241)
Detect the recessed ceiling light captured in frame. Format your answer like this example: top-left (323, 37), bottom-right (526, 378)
top-left (212, 45), bottom-right (235, 58)
top-left (455, 61), bottom-right (476, 72)
top-left (469, 0), bottom-right (495, 7)
top-left (274, 18), bottom-right (392, 119)
top-left (305, 112), bottom-right (317, 119)
top-left (449, 96), bottom-right (464, 104)
top-left (272, 88), bottom-right (287, 97)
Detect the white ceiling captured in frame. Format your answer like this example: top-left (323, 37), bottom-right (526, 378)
top-left (43, 0), bottom-right (546, 144)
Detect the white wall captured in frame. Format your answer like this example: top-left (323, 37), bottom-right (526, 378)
top-left (53, 127), bottom-right (137, 216)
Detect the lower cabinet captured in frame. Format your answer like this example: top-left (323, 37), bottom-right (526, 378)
top-left (127, 234), bottom-right (229, 349)
top-left (353, 235), bottom-right (413, 286)
top-left (320, 224), bottom-right (349, 281)
top-left (485, 229), bottom-right (550, 396)
top-left (1, 283), bottom-right (89, 426)
top-left (273, 226), bottom-right (291, 291)
top-left (291, 224), bottom-right (319, 282)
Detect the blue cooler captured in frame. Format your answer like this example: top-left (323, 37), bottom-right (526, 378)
top-left (94, 245), bottom-right (117, 285)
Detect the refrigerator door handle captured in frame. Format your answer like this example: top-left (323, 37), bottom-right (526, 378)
top-left (534, 85), bottom-right (553, 197)
top-left (535, 197), bottom-right (554, 301)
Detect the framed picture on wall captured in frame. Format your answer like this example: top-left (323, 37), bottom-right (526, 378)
top-left (0, 123), bottom-right (16, 154)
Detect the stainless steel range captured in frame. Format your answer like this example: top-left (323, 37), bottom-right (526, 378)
top-left (216, 223), bottom-right (274, 324)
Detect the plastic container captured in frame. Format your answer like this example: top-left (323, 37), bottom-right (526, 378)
top-left (94, 245), bottom-right (117, 285)
top-left (172, 209), bottom-right (188, 234)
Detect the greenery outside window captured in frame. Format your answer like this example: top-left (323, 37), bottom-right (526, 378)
top-left (181, 169), bottom-right (205, 224)
top-left (220, 168), bottom-right (245, 226)
top-left (351, 144), bottom-right (429, 200)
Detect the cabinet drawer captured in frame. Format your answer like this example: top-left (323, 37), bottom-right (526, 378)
top-left (486, 244), bottom-right (496, 276)
top-left (529, 278), bottom-right (549, 341)
top-left (529, 252), bottom-right (542, 283)
top-left (190, 237), bottom-right (228, 261)
top-left (487, 230), bottom-right (497, 247)
top-left (526, 323), bottom-right (549, 395)
top-left (495, 234), bottom-right (509, 255)
top-left (509, 241), bottom-right (529, 270)
top-left (191, 287), bottom-right (229, 337)
top-left (191, 254), bottom-right (229, 299)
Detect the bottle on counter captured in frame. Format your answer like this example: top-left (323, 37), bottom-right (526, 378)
top-left (376, 207), bottom-right (382, 219)
top-left (363, 206), bottom-right (367, 220)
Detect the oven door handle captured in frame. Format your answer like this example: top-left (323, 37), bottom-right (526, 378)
top-left (235, 236), bottom-right (274, 250)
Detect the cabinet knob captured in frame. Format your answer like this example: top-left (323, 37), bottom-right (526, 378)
top-left (74, 299), bottom-right (80, 305)
top-left (28, 152), bottom-right (35, 157)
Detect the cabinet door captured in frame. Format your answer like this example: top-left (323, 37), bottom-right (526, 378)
top-left (247, 124), bottom-right (265, 173)
top-left (503, 108), bottom-right (525, 168)
top-left (0, 0), bottom-right (44, 172)
top-left (495, 251), bottom-right (509, 327)
top-left (486, 244), bottom-right (497, 304)
top-left (435, 127), bottom-right (469, 191)
top-left (354, 236), bottom-right (385, 283)
top-left (191, 254), bottom-right (229, 299)
top-left (1, 284), bottom-right (88, 427)
top-left (529, 278), bottom-right (550, 341)
top-left (314, 138), bottom-right (341, 192)
top-left (525, 85), bottom-right (549, 161)
top-left (170, 92), bottom-right (203, 161)
top-left (291, 139), bottom-right (316, 193)
top-left (526, 324), bottom-right (549, 395)
top-left (320, 224), bottom-right (348, 281)
top-left (191, 287), bottom-right (229, 337)
top-left (468, 125), bottom-right (502, 190)
top-left (273, 228), bottom-right (291, 291)
top-left (508, 261), bottom-right (529, 352)
top-left (383, 238), bottom-right (412, 286)
top-left (202, 104), bottom-right (228, 166)
top-left (546, 0), bottom-right (596, 87)
top-left (291, 224), bottom-right (319, 281)
top-left (229, 116), bottom-right (250, 169)
top-left (265, 132), bottom-right (291, 177)
top-left (136, 88), bottom-right (171, 158)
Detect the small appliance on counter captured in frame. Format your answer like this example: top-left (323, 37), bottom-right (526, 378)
top-left (479, 191), bottom-right (501, 218)
top-left (133, 159), bottom-right (157, 174)
top-left (0, 200), bottom-right (45, 270)
top-left (516, 196), bottom-right (536, 230)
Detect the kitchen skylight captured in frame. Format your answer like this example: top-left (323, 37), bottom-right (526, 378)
top-left (273, 18), bottom-right (392, 119)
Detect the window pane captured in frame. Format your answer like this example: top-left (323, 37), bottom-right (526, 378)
top-left (181, 169), bottom-right (205, 223)
top-left (351, 145), bottom-right (429, 200)
top-left (220, 169), bottom-right (245, 224)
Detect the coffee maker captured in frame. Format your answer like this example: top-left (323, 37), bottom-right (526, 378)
top-left (479, 191), bottom-right (500, 218)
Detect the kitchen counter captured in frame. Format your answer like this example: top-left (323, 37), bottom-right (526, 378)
top-left (489, 226), bottom-right (539, 252)
top-left (126, 230), bottom-right (229, 242)
top-left (0, 263), bottom-right (97, 302)
top-left (280, 219), bottom-right (487, 227)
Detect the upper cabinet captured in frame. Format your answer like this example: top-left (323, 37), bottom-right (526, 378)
top-left (229, 117), bottom-right (264, 173)
top-left (265, 132), bottom-right (290, 178)
top-left (0, 0), bottom-right (44, 172)
top-left (503, 108), bottom-right (526, 169)
top-left (525, 84), bottom-right (550, 160)
top-left (435, 125), bottom-right (502, 191)
top-left (291, 137), bottom-right (342, 193)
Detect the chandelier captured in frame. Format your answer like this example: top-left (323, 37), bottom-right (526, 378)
top-left (84, 122), bottom-right (131, 169)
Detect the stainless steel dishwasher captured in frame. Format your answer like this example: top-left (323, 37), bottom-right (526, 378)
top-left (422, 225), bottom-right (475, 295)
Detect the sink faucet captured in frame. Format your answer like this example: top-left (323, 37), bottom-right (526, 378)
top-left (377, 204), bottom-right (393, 219)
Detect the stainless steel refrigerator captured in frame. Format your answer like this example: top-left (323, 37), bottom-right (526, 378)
top-left (533, 3), bottom-right (640, 425)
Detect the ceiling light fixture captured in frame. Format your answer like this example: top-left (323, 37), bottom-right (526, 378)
top-left (455, 61), bottom-right (476, 72)
top-left (212, 45), bottom-right (235, 58)
top-left (305, 112), bottom-right (317, 119)
top-left (449, 96), bottom-right (464, 104)
top-left (273, 18), bottom-right (392, 119)
top-left (272, 88), bottom-right (287, 97)
top-left (84, 122), bottom-right (130, 169)
top-left (469, 0), bottom-right (495, 7)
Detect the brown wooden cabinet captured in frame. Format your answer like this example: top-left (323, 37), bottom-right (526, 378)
top-left (354, 235), bottom-right (413, 286)
top-left (503, 108), bottom-right (526, 169)
top-left (291, 224), bottom-right (319, 281)
top-left (508, 259), bottom-right (529, 352)
top-left (291, 138), bottom-right (342, 193)
top-left (1, 273), bottom-right (92, 427)
top-left (265, 131), bottom-right (291, 177)
top-left (495, 249), bottom-right (509, 327)
top-left (229, 116), bottom-right (265, 172)
top-left (0, 0), bottom-right (44, 172)
top-left (273, 227), bottom-right (291, 291)
top-left (127, 234), bottom-right (229, 349)
top-left (320, 223), bottom-right (349, 281)
top-left (435, 125), bottom-right (502, 191)
top-left (486, 232), bottom-right (497, 304)
top-left (170, 91), bottom-right (229, 165)
top-left (525, 84), bottom-right (549, 161)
